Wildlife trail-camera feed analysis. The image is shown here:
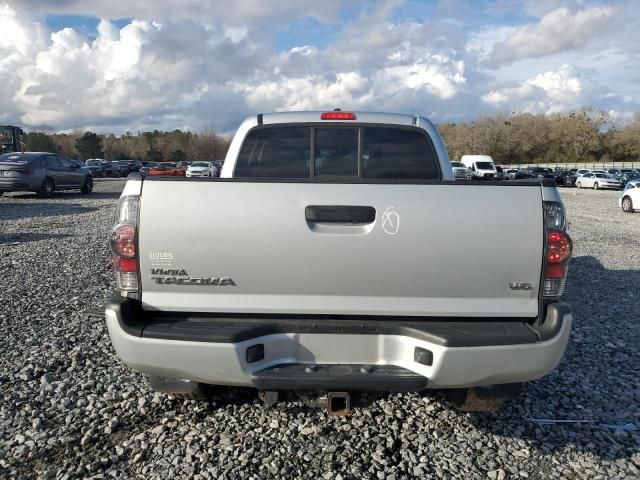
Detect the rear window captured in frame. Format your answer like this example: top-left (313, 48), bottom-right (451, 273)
top-left (234, 125), bottom-right (440, 180)
top-left (235, 127), bottom-right (309, 178)
top-left (314, 128), bottom-right (358, 176)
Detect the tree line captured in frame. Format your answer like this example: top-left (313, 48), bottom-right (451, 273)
top-left (23, 128), bottom-right (231, 163)
top-left (21, 109), bottom-right (640, 164)
top-left (439, 109), bottom-right (640, 164)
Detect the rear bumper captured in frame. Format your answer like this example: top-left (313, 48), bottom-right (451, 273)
top-left (105, 296), bottom-right (572, 390)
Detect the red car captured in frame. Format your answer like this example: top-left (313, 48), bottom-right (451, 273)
top-left (148, 162), bottom-right (186, 176)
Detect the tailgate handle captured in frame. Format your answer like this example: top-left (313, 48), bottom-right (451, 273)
top-left (305, 205), bottom-right (376, 224)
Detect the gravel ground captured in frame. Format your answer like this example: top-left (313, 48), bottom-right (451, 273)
top-left (0, 181), bottom-right (638, 479)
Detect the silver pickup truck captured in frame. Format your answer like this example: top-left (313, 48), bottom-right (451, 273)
top-left (105, 111), bottom-right (572, 414)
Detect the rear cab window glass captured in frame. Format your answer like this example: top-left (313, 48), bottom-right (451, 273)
top-left (362, 127), bottom-right (439, 179)
top-left (235, 125), bottom-right (440, 180)
top-left (314, 128), bottom-right (358, 177)
top-left (235, 126), bottom-right (310, 178)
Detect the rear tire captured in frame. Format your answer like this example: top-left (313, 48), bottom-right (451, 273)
top-left (39, 178), bottom-right (54, 197)
top-left (81, 176), bottom-right (93, 194)
top-left (622, 196), bottom-right (634, 213)
top-left (594, 182), bottom-right (599, 190)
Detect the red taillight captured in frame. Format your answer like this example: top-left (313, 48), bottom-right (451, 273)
top-left (546, 230), bottom-right (571, 264)
top-left (544, 263), bottom-right (566, 280)
top-left (111, 224), bottom-right (136, 258)
top-left (320, 112), bottom-right (356, 120)
top-left (111, 195), bottom-right (140, 292)
top-left (543, 228), bottom-right (572, 297)
top-left (113, 256), bottom-right (137, 273)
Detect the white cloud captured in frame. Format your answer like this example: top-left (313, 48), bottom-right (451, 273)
top-left (482, 65), bottom-right (586, 113)
top-left (0, 0), bottom-right (637, 132)
top-left (237, 72), bottom-right (372, 111)
top-left (481, 64), bottom-right (639, 116)
top-left (375, 55), bottom-right (466, 100)
top-left (8, 0), bottom-right (357, 25)
top-left (486, 6), bottom-right (618, 67)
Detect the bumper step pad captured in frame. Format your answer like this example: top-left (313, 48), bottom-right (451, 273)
top-left (251, 363), bottom-right (427, 391)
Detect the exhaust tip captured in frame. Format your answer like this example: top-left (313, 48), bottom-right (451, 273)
top-left (327, 391), bottom-right (350, 416)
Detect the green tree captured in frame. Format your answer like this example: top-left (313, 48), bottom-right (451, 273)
top-left (167, 149), bottom-right (186, 162)
top-left (75, 132), bottom-right (104, 160)
top-left (23, 132), bottom-right (57, 153)
top-left (144, 148), bottom-right (163, 162)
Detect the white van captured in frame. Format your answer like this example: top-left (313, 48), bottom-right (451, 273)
top-left (460, 155), bottom-right (497, 180)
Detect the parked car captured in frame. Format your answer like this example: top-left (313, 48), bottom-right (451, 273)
top-left (102, 160), bottom-right (126, 177)
top-left (0, 152), bottom-right (93, 196)
top-left (554, 170), bottom-right (577, 187)
top-left (115, 160), bottom-right (133, 175)
top-left (607, 168), bottom-right (621, 176)
top-left (450, 161), bottom-right (471, 180)
top-left (618, 171), bottom-right (640, 186)
top-left (186, 161), bottom-right (218, 178)
top-left (85, 159), bottom-right (107, 177)
top-left (504, 168), bottom-right (519, 180)
top-left (119, 160), bottom-right (143, 172)
top-left (148, 162), bottom-right (186, 176)
top-left (576, 172), bottom-right (622, 190)
top-left (506, 170), bottom-right (536, 180)
top-left (140, 162), bottom-right (157, 175)
top-left (106, 110), bottom-right (573, 414)
top-left (620, 180), bottom-right (640, 213)
top-left (526, 167), bottom-right (554, 179)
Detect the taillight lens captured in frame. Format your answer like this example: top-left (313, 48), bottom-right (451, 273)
top-left (111, 224), bottom-right (136, 258)
top-left (546, 231), bottom-right (571, 264)
top-left (111, 196), bottom-right (140, 292)
top-left (543, 228), bottom-right (572, 298)
top-left (542, 201), bottom-right (571, 298)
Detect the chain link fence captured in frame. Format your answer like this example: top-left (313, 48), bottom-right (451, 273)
top-left (501, 162), bottom-right (640, 170)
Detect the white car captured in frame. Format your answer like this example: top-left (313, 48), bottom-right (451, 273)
top-left (620, 180), bottom-right (640, 213)
top-left (575, 172), bottom-right (622, 190)
top-left (186, 161), bottom-right (218, 178)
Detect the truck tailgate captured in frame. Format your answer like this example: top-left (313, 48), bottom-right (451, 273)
top-left (138, 181), bottom-right (543, 317)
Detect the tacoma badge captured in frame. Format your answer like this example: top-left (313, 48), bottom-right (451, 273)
top-left (150, 269), bottom-right (236, 286)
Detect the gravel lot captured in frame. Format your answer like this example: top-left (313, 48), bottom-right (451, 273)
top-left (1, 181), bottom-right (639, 479)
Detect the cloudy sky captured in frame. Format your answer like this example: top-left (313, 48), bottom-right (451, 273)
top-left (1, 0), bottom-right (638, 133)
